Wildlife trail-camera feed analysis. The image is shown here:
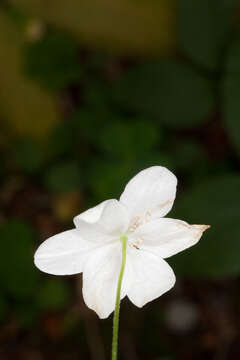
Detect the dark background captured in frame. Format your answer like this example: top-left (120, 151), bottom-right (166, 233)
top-left (1, 1), bottom-right (240, 359)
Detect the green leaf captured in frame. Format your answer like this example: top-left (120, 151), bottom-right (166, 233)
top-left (171, 140), bottom-right (206, 171)
top-left (222, 34), bottom-right (240, 156)
top-left (169, 175), bottom-right (240, 278)
top-left (219, 0), bottom-right (240, 9)
top-left (84, 79), bottom-right (112, 112)
top-left (0, 11), bottom-right (59, 140)
top-left (37, 279), bottom-right (71, 311)
top-left (3, 4), bottom-right (27, 29)
top-left (178, 0), bottom-right (234, 70)
top-left (88, 153), bottom-right (174, 202)
top-left (88, 161), bottom-right (132, 201)
top-left (112, 60), bottom-right (214, 128)
top-left (15, 302), bottom-right (39, 328)
top-left (135, 151), bottom-right (175, 172)
top-left (48, 121), bottom-right (76, 158)
top-left (170, 140), bottom-right (212, 184)
top-left (23, 30), bottom-right (82, 91)
top-left (0, 296), bottom-right (7, 322)
top-left (100, 120), bottom-right (160, 158)
top-left (44, 161), bottom-right (81, 193)
top-left (9, 0), bottom-right (176, 56)
top-left (70, 108), bottom-right (106, 144)
top-left (13, 137), bottom-right (45, 173)
top-left (0, 219), bottom-right (39, 298)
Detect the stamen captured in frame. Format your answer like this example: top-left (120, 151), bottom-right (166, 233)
top-left (129, 237), bottom-right (143, 250)
top-left (128, 210), bottom-right (152, 233)
top-left (128, 216), bottom-right (142, 232)
top-left (144, 210), bottom-right (152, 223)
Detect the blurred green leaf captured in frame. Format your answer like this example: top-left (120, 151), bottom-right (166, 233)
top-left (223, 34), bottom-right (240, 156)
top-left (9, 0), bottom-right (176, 56)
top-left (220, 0), bottom-right (240, 5)
top-left (84, 79), bottom-right (112, 112)
top-left (0, 11), bottom-right (59, 140)
top-left (48, 121), bottom-right (76, 158)
top-left (13, 137), bottom-right (45, 173)
top-left (170, 175), bottom-right (240, 278)
top-left (3, 4), bottom-right (27, 29)
top-left (178, 0), bottom-right (234, 70)
top-left (24, 30), bottom-right (82, 91)
top-left (45, 161), bottom-right (81, 193)
top-left (135, 151), bottom-right (175, 172)
top-left (112, 60), bottom-right (214, 128)
top-left (88, 160), bottom-right (134, 200)
top-left (0, 296), bottom-right (7, 322)
top-left (0, 157), bottom-right (4, 182)
top-left (0, 219), bottom-right (39, 298)
top-left (49, 110), bottom-right (116, 160)
top-left (37, 279), bottom-right (71, 311)
top-left (88, 154), bottom-right (174, 202)
top-left (70, 109), bottom-right (105, 145)
top-left (172, 140), bottom-right (206, 171)
top-left (171, 140), bottom-right (211, 184)
top-left (100, 120), bottom-right (159, 158)
top-left (15, 302), bottom-right (39, 328)
top-left (69, 109), bottom-right (133, 147)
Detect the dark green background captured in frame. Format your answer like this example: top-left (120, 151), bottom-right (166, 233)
top-left (1, 1), bottom-right (240, 359)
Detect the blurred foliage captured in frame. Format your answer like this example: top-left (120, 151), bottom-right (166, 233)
top-left (170, 175), bottom-right (240, 278)
top-left (37, 279), bottom-right (71, 311)
top-left (45, 161), bottom-right (82, 193)
top-left (9, 0), bottom-right (176, 56)
top-left (223, 32), bottom-right (240, 156)
top-left (178, 0), bottom-right (237, 70)
top-left (0, 296), bottom-right (7, 323)
top-left (111, 60), bottom-right (214, 128)
top-left (99, 120), bottom-right (159, 158)
top-left (0, 10), bottom-right (59, 140)
top-left (24, 30), bottom-right (83, 91)
top-left (0, 219), bottom-right (39, 299)
top-left (1, 1), bottom-right (240, 358)
top-left (0, 219), bottom-right (72, 326)
top-left (52, 191), bottom-right (83, 222)
top-left (13, 137), bottom-right (46, 174)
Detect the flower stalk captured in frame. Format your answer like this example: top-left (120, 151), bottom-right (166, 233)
top-left (111, 235), bottom-right (128, 360)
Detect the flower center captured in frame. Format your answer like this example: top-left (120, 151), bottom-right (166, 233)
top-left (118, 210), bottom-right (152, 250)
top-left (128, 209), bottom-right (152, 233)
top-left (124, 210), bottom-right (152, 250)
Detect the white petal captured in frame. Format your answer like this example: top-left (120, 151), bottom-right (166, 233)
top-left (82, 242), bottom-right (127, 319)
top-left (134, 218), bottom-right (210, 258)
top-left (120, 166), bottom-right (177, 221)
top-left (99, 199), bottom-right (130, 234)
top-left (34, 229), bottom-right (97, 275)
top-left (75, 200), bottom-right (130, 244)
top-left (126, 248), bottom-right (175, 308)
top-left (74, 200), bottom-right (111, 225)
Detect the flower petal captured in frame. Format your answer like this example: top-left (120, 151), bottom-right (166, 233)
top-left (120, 166), bottom-right (177, 221)
top-left (99, 199), bottom-right (130, 234)
top-left (82, 242), bottom-right (127, 319)
top-left (75, 200), bottom-right (130, 244)
top-left (134, 218), bottom-right (210, 258)
top-left (74, 200), bottom-right (111, 225)
top-left (126, 248), bottom-right (175, 308)
top-left (34, 229), bottom-right (97, 275)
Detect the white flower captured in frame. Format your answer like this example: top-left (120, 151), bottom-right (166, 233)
top-left (34, 166), bottom-right (209, 319)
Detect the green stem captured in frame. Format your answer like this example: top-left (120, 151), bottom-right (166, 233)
top-left (111, 235), bottom-right (127, 360)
